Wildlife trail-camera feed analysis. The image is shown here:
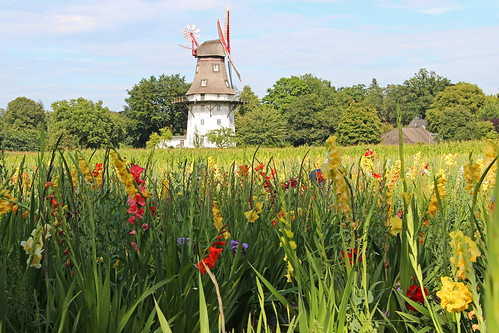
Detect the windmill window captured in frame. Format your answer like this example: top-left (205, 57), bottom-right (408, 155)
top-left (196, 65), bottom-right (199, 73)
top-left (201, 80), bottom-right (207, 87)
top-left (217, 119), bottom-right (221, 126)
top-left (217, 104), bottom-right (221, 110)
top-left (200, 105), bottom-right (205, 110)
top-left (201, 119), bottom-right (205, 126)
top-left (213, 64), bottom-right (219, 72)
top-left (225, 80), bottom-right (230, 88)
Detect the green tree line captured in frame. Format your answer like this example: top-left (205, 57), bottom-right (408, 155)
top-left (1, 69), bottom-right (498, 151)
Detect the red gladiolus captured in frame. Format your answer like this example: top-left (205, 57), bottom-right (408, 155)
top-left (129, 164), bottom-right (145, 185)
top-left (92, 163), bottom-right (103, 177)
top-left (406, 284), bottom-right (428, 311)
top-left (342, 248), bottom-right (362, 266)
top-left (197, 246), bottom-right (223, 275)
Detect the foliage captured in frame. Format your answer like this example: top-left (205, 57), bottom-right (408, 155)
top-left (401, 68), bottom-right (451, 121)
top-left (338, 84), bottom-right (366, 103)
top-left (365, 78), bottom-right (385, 122)
top-left (235, 104), bottom-right (287, 147)
top-left (205, 127), bottom-right (235, 148)
top-left (0, 97), bottom-right (46, 151)
top-left (123, 74), bottom-right (190, 147)
top-left (285, 93), bottom-right (338, 146)
top-left (437, 106), bottom-right (481, 141)
top-left (478, 95), bottom-right (499, 120)
top-left (146, 127), bottom-right (173, 149)
top-left (337, 102), bottom-right (382, 145)
top-left (1, 137), bottom-right (497, 332)
top-left (49, 98), bottom-right (120, 149)
top-left (480, 121), bottom-right (498, 139)
top-left (431, 82), bottom-right (487, 115)
top-left (238, 85), bottom-right (260, 116)
top-left (262, 75), bottom-right (312, 112)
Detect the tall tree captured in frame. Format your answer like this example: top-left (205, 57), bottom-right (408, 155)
top-left (337, 84), bottom-right (367, 104)
top-left (49, 98), bottom-right (120, 149)
top-left (478, 95), bottom-right (499, 120)
top-left (1, 97), bottom-right (46, 151)
top-left (427, 82), bottom-right (487, 133)
top-left (285, 93), bottom-right (337, 146)
top-left (235, 104), bottom-right (287, 147)
top-left (262, 76), bottom-right (311, 112)
top-left (365, 78), bottom-right (385, 122)
top-left (238, 85), bottom-right (260, 116)
top-left (123, 74), bottom-right (190, 147)
top-left (438, 106), bottom-right (481, 141)
top-left (337, 102), bottom-right (381, 146)
top-left (402, 68), bottom-right (451, 121)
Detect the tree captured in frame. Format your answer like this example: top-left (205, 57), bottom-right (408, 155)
top-left (382, 84), bottom-right (404, 125)
top-left (262, 74), bottom-right (335, 112)
top-left (49, 98), bottom-right (119, 149)
top-left (1, 97), bottom-right (46, 151)
top-left (427, 82), bottom-right (487, 133)
top-left (123, 74), bottom-right (190, 147)
top-left (285, 93), bottom-right (338, 146)
top-left (238, 85), bottom-right (260, 116)
top-left (478, 95), bottom-right (499, 120)
top-left (206, 127), bottom-right (235, 148)
top-left (401, 68), bottom-right (451, 121)
top-left (431, 82), bottom-right (486, 114)
top-left (337, 102), bottom-right (381, 146)
top-left (235, 104), bottom-right (287, 147)
top-left (337, 84), bottom-right (366, 103)
top-left (438, 106), bottom-right (480, 141)
top-left (146, 127), bottom-right (173, 149)
top-left (365, 78), bottom-right (384, 121)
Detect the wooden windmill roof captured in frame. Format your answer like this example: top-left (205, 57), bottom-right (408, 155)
top-left (186, 39), bottom-right (235, 96)
top-left (382, 127), bottom-right (436, 145)
top-left (196, 39), bottom-right (226, 57)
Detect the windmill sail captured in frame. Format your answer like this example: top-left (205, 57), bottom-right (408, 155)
top-left (217, 18), bottom-right (241, 83)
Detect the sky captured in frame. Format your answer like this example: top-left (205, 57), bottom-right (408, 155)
top-left (1, 0), bottom-right (498, 112)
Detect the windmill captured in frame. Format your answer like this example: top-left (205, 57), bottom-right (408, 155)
top-left (171, 7), bottom-right (245, 148)
top-left (217, 7), bottom-right (241, 88)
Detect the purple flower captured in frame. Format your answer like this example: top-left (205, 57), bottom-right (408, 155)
top-left (381, 310), bottom-right (390, 319)
top-left (177, 237), bottom-right (190, 246)
top-left (230, 240), bottom-right (249, 256)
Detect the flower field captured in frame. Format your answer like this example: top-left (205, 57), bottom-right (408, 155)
top-left (1, 138), bottom-right (498, 332)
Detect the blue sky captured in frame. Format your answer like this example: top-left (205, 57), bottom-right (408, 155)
top-left (1, 0), bottom-right (498, 111)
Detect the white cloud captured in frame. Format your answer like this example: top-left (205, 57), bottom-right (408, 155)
top-left (377, 0), bottom-right (460, 14)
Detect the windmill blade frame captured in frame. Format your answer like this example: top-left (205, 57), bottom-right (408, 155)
top-left (217, 18), bottom-right (241, 83)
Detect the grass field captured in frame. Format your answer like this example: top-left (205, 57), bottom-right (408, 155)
top-left (1, 139), bottom-right (497, 332)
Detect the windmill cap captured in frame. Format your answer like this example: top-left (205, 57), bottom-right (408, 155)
top-left (196, 39), bottom-right (225, 57)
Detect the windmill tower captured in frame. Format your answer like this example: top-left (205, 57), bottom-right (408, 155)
top-left (174, 8), bottom-right (243, 148)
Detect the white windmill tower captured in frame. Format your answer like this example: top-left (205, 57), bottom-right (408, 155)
top-left (173, 8), bottom-right (243, 148)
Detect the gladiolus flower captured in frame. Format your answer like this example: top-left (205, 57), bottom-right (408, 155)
top-left (388, 216), bottom-right (402, 236)
top-left (342, 248), bottom-right (361, 266)
top-left (436, 277), bottom-right (473, 313)
top-left (406, 284), bottom-right (427, 311)
top-left (197, 246), bottom-right (223, 275)
top-left (449, 230), bottom-right (481, 279)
